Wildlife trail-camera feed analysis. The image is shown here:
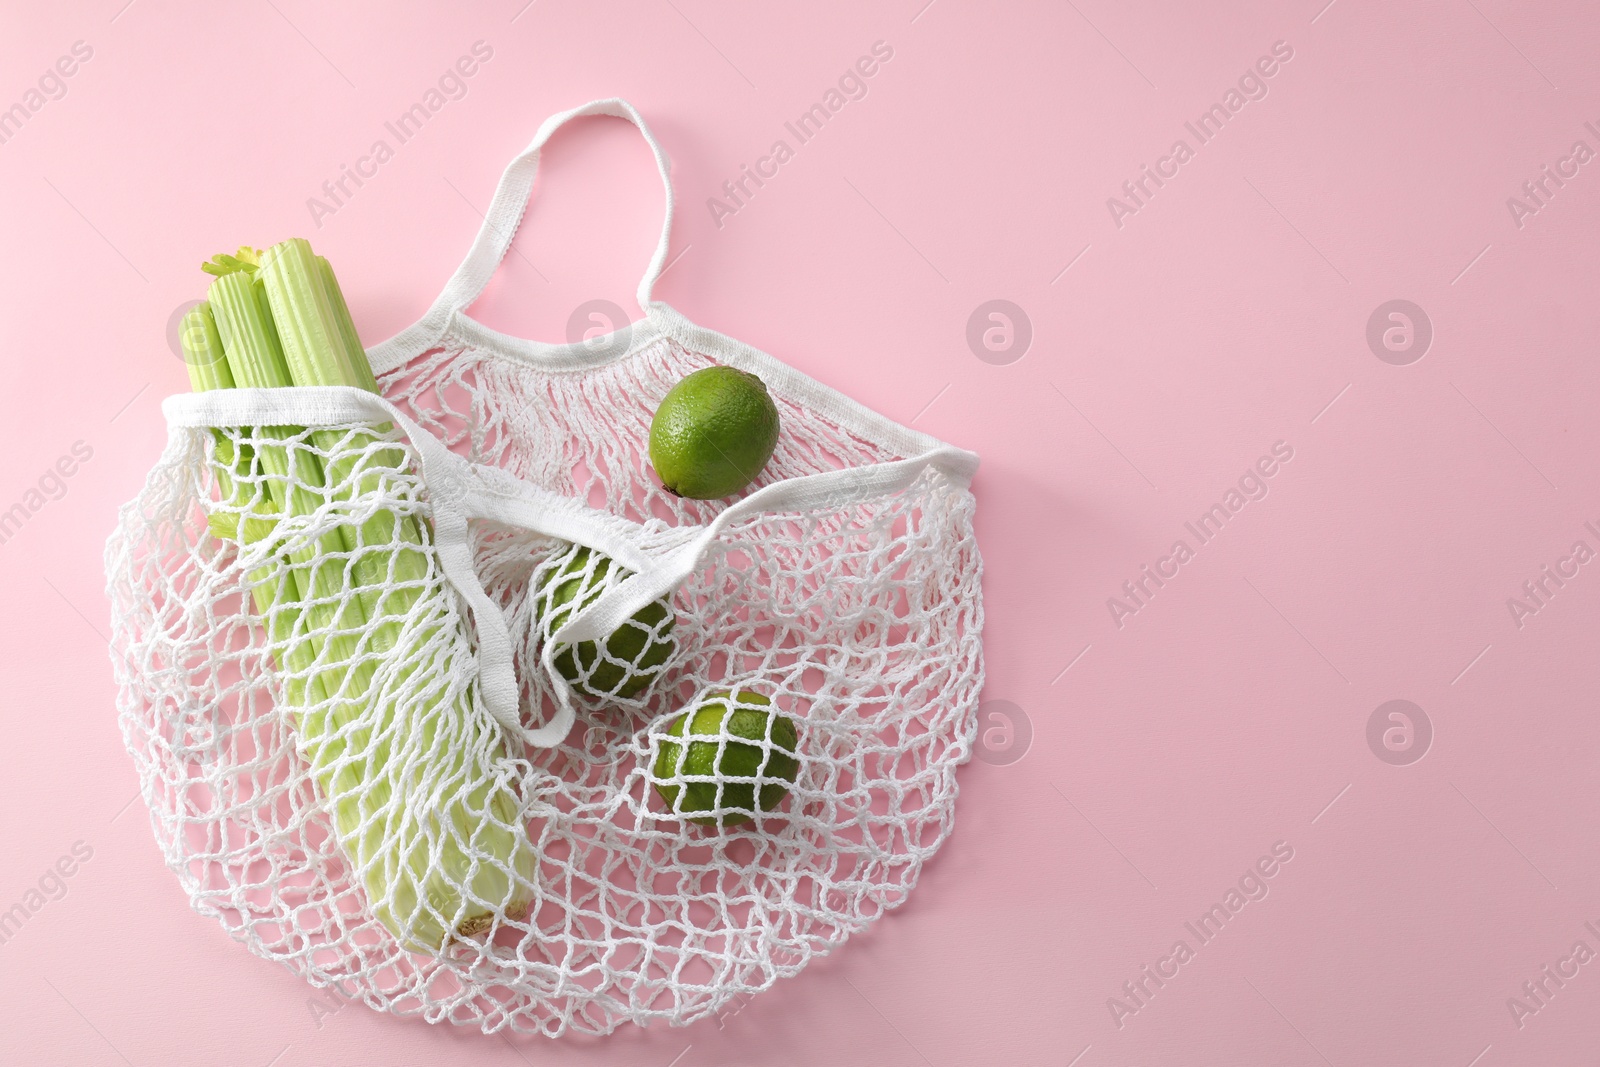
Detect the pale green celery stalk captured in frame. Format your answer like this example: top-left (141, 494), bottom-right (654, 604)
top-left (182, 303), bottom-right (325, 712)
top-left (312, 250), bottom-right (438, 615)
top-left (315, 254), bottom-right (381, 393)
top-left (180, 304), bottom-right (243, 542)
top-left (260, 241), bottom-right (430, 622)
top-left (206, 273), bottom-right (372, 698)
top-left (253, 239), bottom-right (534, 947)
top-left (315, 251), bottom-right (433, 541)
top-left (208, 270), bottom-right (429, 939)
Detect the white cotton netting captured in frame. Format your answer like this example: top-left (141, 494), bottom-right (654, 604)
top-left (106, 329), bottom-right (984, 1035)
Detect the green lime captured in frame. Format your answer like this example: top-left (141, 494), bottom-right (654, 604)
top-left (536, 546), bottom-right (675, 699)
top-left (651, 690), bottom-right (800, 826)
top-left (648, 366), bottom-right (781, 499)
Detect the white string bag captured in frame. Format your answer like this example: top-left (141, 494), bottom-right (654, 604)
top-left (105, 99), bottom-right (985, 1035)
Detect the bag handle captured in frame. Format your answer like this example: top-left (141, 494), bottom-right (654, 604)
top-left (436, 97), bottom-right (676, 318)
top-left (165, 386), bottom-right (973, 752)
top-left (167, 386), bottom-right (554, 743)
top-left (546, 448), bottom-right (974, 653)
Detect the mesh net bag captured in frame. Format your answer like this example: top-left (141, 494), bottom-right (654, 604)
top-left (104, 99), bottom-right (984, 1035)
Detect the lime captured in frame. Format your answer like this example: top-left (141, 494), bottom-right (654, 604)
top-left (536, 546), bottom-right (675, 699)
top-left (648, 366), bottom-right (781, 499)
top-left (651, 690), bottom-right (800, 826)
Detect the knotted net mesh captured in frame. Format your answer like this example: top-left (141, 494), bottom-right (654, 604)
top-left (106, 329), bottom-right (984, 1035)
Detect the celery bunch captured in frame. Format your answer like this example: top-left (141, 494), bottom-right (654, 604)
top-left (184, 240), bottom-right (534, 951)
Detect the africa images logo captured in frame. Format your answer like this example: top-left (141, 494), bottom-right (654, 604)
top-left (1105, 40), bottom-right (1294, 229)
top-left (705, 40), bottom-right (894, 228)
top-left (0, 440), bottom-right (94, 548)
top-left (1505, 522), bottom-right (1600, 630)
top-left (1106, 441), bottom-right (1295, 629)
top-left (305, 41), bottom-right (494, 228)
top-left (0, 841), bottom-right (94, 948)
top-left (0, 40), bottom-right (93, 147)
top-left (1107, 841), bottom-right (1296, 1028)
top-left (1505, 121), bottom-right (1600, 230)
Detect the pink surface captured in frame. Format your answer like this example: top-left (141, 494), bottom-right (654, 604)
top-left (3, 0), bottom-right (1598, 1063)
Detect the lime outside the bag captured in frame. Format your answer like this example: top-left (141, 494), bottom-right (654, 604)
top-left (648, 366), bottom-right (780, 499)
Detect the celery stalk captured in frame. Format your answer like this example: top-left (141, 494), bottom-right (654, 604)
top-left (179, 304), bottom-right (243, 542)
top-left (310, 250), bottom-right (439, 622)
top-left (316, 254), bottom-right (381, 393)
top-left (206, 273), bottom-right (372, 692)
top-left (181, 303), bottom-right (324, 712)
top-left (200, 241), bottom-right (534, 949)
top-left (259, 241), bottom-right (432, 624)
top-left (208, 269), bottom-right (442, 944)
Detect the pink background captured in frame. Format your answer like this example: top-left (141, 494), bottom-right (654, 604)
top-left (3, 0), bottom-right (1599, 1063)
